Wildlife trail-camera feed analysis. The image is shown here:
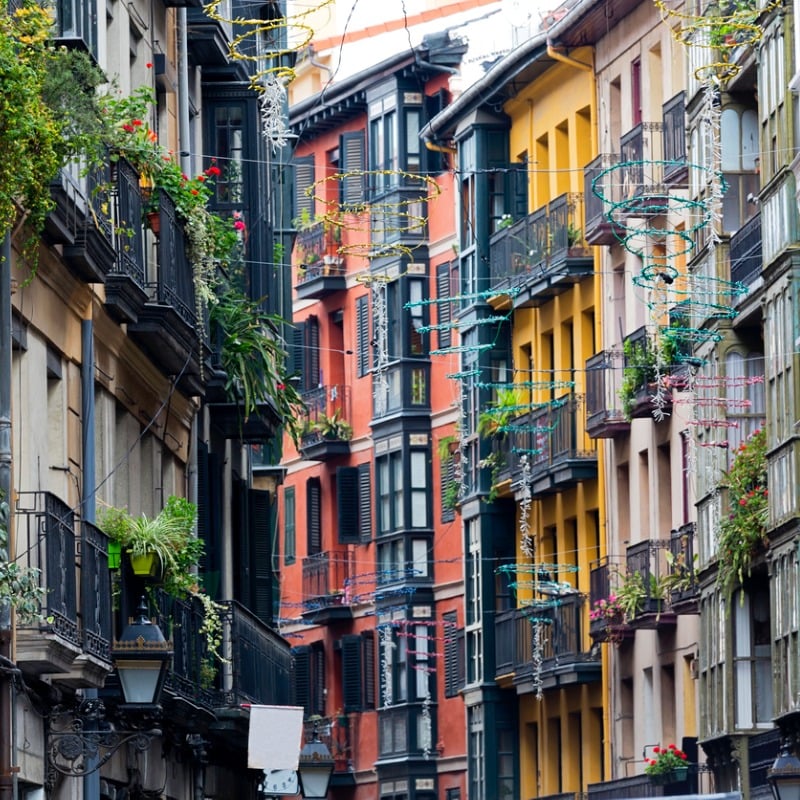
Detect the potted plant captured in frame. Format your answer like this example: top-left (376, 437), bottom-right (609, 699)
top-left (645, 744), bottom-right (690, 784)
top-left (97, 495), bottom-right (202, 593)
top-left (716, 428), bottom-right (768, 598)
top-left (478, 388), bottom-right (524, 438)
top-left (314, 410), bottom-right (353, 441)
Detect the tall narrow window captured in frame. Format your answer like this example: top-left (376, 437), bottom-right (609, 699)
top-left (307, 478), bottom-right (322, 555)
top-left (284, 487), bottom-right (296, 565)
top-left (213, 105), bottom-right (245, 205)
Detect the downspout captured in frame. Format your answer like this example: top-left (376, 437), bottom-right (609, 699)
top-left (0, 233), bottom-right (13, 800)
top-left (81, 315), bottom-right (100, 800)
top-left (425, 139), bottom-right (456, 155)
top-left (546, 44), bottom-right (592, 71)
top-left (178, 8), bottom-right (191, 176)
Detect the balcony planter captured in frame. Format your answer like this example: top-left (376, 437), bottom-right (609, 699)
top-left (648, 766), bottom-right (689, 785)
top-left (130, 551), bottom-right (161, 578)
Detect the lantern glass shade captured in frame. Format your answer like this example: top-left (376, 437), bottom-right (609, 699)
top-left (112, 598), bottom-right (172, 708)
top-left (769, 741), bottom-right (800, 800)
top-left (298, 739), bottom-right (334, 799)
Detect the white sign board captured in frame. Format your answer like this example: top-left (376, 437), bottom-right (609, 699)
top-left (247, 705), bottom-right (305, 770)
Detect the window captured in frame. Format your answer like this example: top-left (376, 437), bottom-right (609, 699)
top-left (409, 279), bottom-right (425, 356)
top-left (341, 631), bottom-right (376, 711)
top-left (284, 487), bottom-right (296, 565)
top-left (725, 351), bottom-right (765, 459)
top-left (436, 262), bottom-right (454, 350)
top-left (294, 154), bottom-right (315, 220)
top-left (410, 450), bottom-right (428, 528)
top-left (443, 611), bottom-right (464, 698)
top-left (441, 455), bottom-right (457, 524)
top-left (733, 582), bottom-right (772, 728)
top-left (340, 131), bottom-right (365, 206)
top-left (336, 464), bottom-right (372, 543)
top-left (55, 0), bottom-right (97, 56)
top-left (293, 642), bottom-right (325, 717)
top-left (292, 316), bottom-right (321, 392)
top-left (468, 705), bottom-right (485, 800)
top-left (378, 537), bottom-right (405, 584)
top-left (212, 105), bottom-right (244, 206)
top-left (369, 96), bottom-right (398, 196)
top-left (356, 295), bottom-right (370, 377)
top-left (307, 478), bottom-right (321, 555)
top-left (377, 450), bottom-right (404, 534)
top-left (720, 106), bottom-right (759, 233)
top-left (379, 623), bottom-right (408, 706)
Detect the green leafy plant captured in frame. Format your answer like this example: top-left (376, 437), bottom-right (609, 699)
top-left (98, 495), bottom-right (202, 597)
top-left (716, 428), bottom-right (768, 598)
top-left (614, 570), bottom-right (647, 620)
top-left (644, 744), bottom-right (689, 776)
top-left (0, 500), bottom-right (48, 624)
top-left (209, 288), bottom-right (306, 442)
top-left (619, 333), bottom-right (677, 419)
top-left (478, 388), bottom-right (524, 438)
top-left (311, 410), bottom-right (353, 441)
top-left (0, 3), bottom-right (68, 271)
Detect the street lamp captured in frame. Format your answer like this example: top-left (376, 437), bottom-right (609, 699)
top-left (46, 598), bottom-right (172, 777)
top-left (768, 738), bottom-right (800, 800)
top-left (113, 597), bottom-right (172, 708)
top-left (297, 728), bottom-right (334, 799)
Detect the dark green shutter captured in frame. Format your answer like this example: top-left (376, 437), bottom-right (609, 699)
top-left (444, 612), bottom-right (459, 697)
top-left (340, 131), bottom-right (365, 207)
top-left (358, 463), bottom-right (372, 542)
top-left (509, 163), bottom-right (528, 219)
top-left (292, 645), bottom-right (311, 714)
top-left (341, 635), bottom-right (363, 711)
top-left (356, 296), bottom-right (370, 377)
top-left (232, 478), bottom-right (249, 606)
top-left (291, 321), bottom-right (305, 385)
top-left (249, 488), bottom-right (273, 624)
top-left (441, 456), bottom-right (456, 524)
top-left (307, 478), bottom-right (321, 554)
top-left (436, 262), bottom-right (452, 350)
top-left (362, 631), bottom-right (375, 709)
top-left (337, 467), bottom-right (360, 544)
top-left (284, 487), bottom-right (296, 565)
top-left (312, 644), bottom-right (325, 716)
top-left (304, 316), bottom-right (320, 391)
top-left (294, 155), bottom-right (315, 219)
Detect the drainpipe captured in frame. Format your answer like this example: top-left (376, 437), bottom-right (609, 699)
top-left (81, 315), bottom-right (101, 800)
top-left (0, 233), bottom-right (13, 800)
top-left (178, 8), bottom-right (191, 175)
top-left (546, 44), bottom-right (592, 71)
top-left (425, 139), bottom-right (456, 155)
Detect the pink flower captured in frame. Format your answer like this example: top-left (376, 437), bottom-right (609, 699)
top-left (146, 62), bottom-right (153, 68)
top-left (233, 220), bottom-right (246, 232)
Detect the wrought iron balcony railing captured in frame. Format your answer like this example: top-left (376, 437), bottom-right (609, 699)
top-left (729, 211), bottom-right (761, 287)
top-left (302, 552), bottom-right (354, 614)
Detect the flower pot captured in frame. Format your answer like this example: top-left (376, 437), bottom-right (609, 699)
top-left (130, 551), bottom-right (161, 578)
top-left (649, 766), bottom-right (689, 785)
top-left (107, 540), bottom-right (121, 570)
top-left (146, 209), bottom-right (161, 237)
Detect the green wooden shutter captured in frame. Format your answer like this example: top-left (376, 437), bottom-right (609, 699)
top-left (358, 462), bottom-right (372, 542)
top-left (307, 478), bottom-right (322, 554)
top-left (294, 155), bottom-right (315, 220)
top-left (284, 486), bottom-right (296, 565)
top-left (232, 478), bottom-right (250, 606)
top-left (443, 611), bottom-right (458, 697)
top-left (337, 467), bottom-right (360, 544)
top-left (312, 644), bottom-right (326, 716)
top-left (340, 130), bottom-right (366, 207)
top-left (356, 295), bottom-right (370, 377)
top-left (362, 630), bottom-right (376, 709)
top-left (291, 321), bottom-right (305, 386)
top-left (305, 316), bottom-right (320, 390)
top-left (441, 455), bottom-right (456, 524)
top-left (292, 645), bottom-right (311, 714)
top-left (341, 635), bottom-right (363, 711)
top-left (249, 488), bottom-right (273, 624)
top-left (436, 262), bottom-right (452, 350)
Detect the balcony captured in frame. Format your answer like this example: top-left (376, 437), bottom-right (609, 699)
top-left (14, 492), bottom-right (113, 687)
top-left (588, 558), bottom-right (633, 644)
top-left (618, 122), bottom-right (666, 217)
top-left (509, 393), bottom-right (597, 494)
top-left (668, 522), bottom-right (699, 615)
top-left (488, 193), bottom-right (594, 307)
top-left (584, 154), bottom-right (624, 244)
top-left (585, 350), bottom-right (629, 438)
top-left (128, 190), bottom-right (207, 397)
top-left (187, 3), bottom-right (233, 66)
top-left (302, 552), bottom-right (354, 623)
top-left (104, 157), bottom-right (149, 323)
top-left (298, 385), bottom-right (353, 461)
top-left (295, 220), bottom-right (346, 300)
top-left (588, 774), bottom-right (664, 800)
top-left (624, 540), bottom-right (675, 631)
top-left (662, 92), bottom-right (688, 185)
top-left (622, 326), bottom-right (672, 421)
top-left (46, 165), bottom-right (116, 283)
top-left (729, 211), bottom-right (762, 287)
